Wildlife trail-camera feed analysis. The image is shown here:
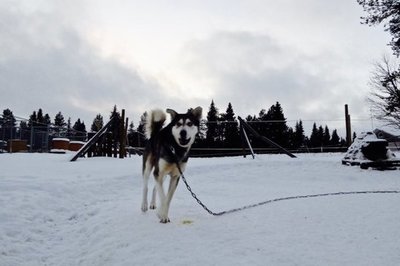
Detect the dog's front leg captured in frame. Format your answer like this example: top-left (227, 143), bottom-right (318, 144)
top-left (156, 175), bottom-right (179, 223)
top-left (164, 174), bottom-right (180, 220)
top-left (155, 174), bottom-right (169, 223)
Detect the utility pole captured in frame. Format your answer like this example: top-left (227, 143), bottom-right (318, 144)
top-left (344, 104), bottom-right (352, 146)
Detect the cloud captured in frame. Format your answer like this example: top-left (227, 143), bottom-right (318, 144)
top-left (175, 30), bottom-right (374, 133)
top-left (0, 3), bottom-right (166, 124)
top-left (0, 0), bottom-right (392, 136)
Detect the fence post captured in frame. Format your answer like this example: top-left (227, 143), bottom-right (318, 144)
top-left (119, 109), bottom-right (126, 158)
top-left (30, 126), bottom-right (34, 152)
top-left (45, 124), bottom-right (50, 152)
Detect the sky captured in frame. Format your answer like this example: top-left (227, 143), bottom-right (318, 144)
top-left (0, 0), bottom-right (394, 136)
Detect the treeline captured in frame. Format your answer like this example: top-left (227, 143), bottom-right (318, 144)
top-left (195, 100), bottom-right (345, 150)
top-left (0, 106), bottom-right (122, 144)
top-left (1, 101), bottom-right (346, 152)
top-left (128, 101), bottom-right (346, 151)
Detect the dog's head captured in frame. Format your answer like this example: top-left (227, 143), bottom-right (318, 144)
top-left (167, 107), bottom-right (202, 148)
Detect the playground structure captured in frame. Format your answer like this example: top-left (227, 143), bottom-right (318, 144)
top-left (70, 109), bottom-right (129, 161)
top-left (238, 116), bottom-right (296, 158)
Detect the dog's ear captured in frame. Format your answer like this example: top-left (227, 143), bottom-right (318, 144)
top-left (190, 106), bottom-right (202, 120)
top-left (166, 109), bottom-right (178, 120)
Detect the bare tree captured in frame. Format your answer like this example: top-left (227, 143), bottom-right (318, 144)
top-left (368, 56), bottom-right (400, 128)
top-left (358, 0), bottom-right (400, 56)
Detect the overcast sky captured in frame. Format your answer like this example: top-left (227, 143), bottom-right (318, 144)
top-left (0, 0), bottom-right (393, 135)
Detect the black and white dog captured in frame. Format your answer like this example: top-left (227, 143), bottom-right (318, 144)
top-left (141, 107), bottom-right (202, 223)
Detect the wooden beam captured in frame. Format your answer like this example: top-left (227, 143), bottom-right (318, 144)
top-left (240, 123), bottom-right (255, 159)
top-left (70, 116), bottom-right (116, 161)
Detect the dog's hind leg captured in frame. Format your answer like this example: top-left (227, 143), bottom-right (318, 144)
top-left (141, 159), bottom-right (152, 212)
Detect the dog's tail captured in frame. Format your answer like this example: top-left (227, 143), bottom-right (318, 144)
top-left (144, 109), bottom-right (167, 139)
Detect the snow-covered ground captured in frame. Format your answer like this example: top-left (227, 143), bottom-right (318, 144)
top-left (1, 152), bottom-right (400, 266)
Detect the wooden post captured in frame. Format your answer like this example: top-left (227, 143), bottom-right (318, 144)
top-left (125, 117), bottom-right (129, 156)
top-left (108, 133), bottom-right (113, 157)
top-left (345, 104), bottom-right (352, 146)
top-left (119, 109), bottom-right (126, 158)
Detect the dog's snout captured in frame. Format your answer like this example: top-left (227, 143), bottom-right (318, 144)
top-left (180, 130), bottom-right (187, 139)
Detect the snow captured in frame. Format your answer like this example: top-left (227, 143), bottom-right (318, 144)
top-left (1, 152), bottom-right (400, 266)
top-left (69, 141), bottom-right (85, 145)
top-left (52, 138), bottom-right (70, 142)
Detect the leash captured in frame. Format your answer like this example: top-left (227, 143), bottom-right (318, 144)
top-left (173, 157), bottom-right (400, 216)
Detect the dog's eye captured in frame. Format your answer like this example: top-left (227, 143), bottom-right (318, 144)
top-left (177, 122), bottom-right (183, 127)
top-left (186, 121), bottom-right (193, 127)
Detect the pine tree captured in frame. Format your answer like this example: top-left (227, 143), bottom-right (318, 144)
top-left (19, 120), bottom-right (29, 141)
top-left (309, 123), bottom-right (319, 147)
top-left (53, 112), bottom-right (66, 136)
top-left (317, 125), bottom-right (324, 146)
top-left (1, 109), bottom-right (17, 140)
top-left (287, 127), bottom-right (295, 149)
top-left (73, 119), bottom-right (85, 132)
top-left (217, 112), bottom-right (226, 144)
top-left (91, 114), bottom-right (104, 132)
top-left (331, 129), bottom-right (340, 146)
top-left (223, 102), bottom-right (240, 147)
top-left (136, 112), bottom-right (147, 147)
top-left (110, 105), bottom-right (122, 143)
top-left (323, 125), bottom-right (331, 146)
top-left (37, 109), bottom-right (44, 125)
top-left (72, 119), bottom-right (87, 141)
top-left (54, 112), bottom-right (66, 128)
top-left (28, 111), bottom-right (37, 128)
top-left (1, 109), bottom-right (16, 127)
top-left (43, 114), bottom-right (51, 125)
top-left (257, 108), bottom-right (268, 144)
top-left (245, 115), bottom-right (256, 122)
top-left (206, 100), bottom-right (219, 147)
top-left (265, 102), bottom-right (289, 147)
top-left (28, 109), bottom-right (50, 128)
top-left (294, 120), bottom-right (305, 148)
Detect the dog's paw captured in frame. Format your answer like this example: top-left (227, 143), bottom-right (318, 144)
top-left (157, 212), bottom-right (170, 223)
top-left (149, 203), bottom-right (156, 210)
top-left (159, 217), bottom-right (170, 223)
top-left (141, 203), bottom-right (148, 212)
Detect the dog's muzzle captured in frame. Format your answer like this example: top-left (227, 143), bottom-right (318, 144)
top-left (179, 137), bottom-right (191, 146)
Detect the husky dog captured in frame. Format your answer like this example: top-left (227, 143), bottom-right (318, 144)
top-left (141, 107), bottom-right (202, 223)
